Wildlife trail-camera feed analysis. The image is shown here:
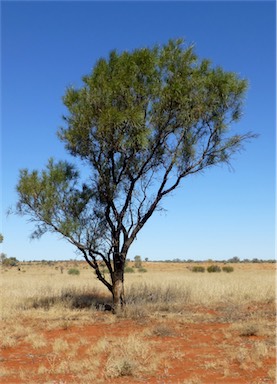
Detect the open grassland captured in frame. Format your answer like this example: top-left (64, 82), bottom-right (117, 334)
top-left (0, 261), bottom-right (276, 383)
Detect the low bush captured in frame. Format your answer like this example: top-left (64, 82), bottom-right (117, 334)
top-left (222, 266), bottom-right (234, 273)
top-left (124, 266), bottom-right (135, 273)
top-left (207, 265), bottom-right (221, 273)
top-left (2, 257), bottom-right (19, 267)
top-left (192, 266), bottom-right (205, 273)
top-left (138, 267), bottom-right (147, 273)
top-left (68, 268), bottom-right (80, 276)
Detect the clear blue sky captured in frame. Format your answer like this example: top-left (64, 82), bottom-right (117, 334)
top-left (1, 1), bottom-right (276, 261)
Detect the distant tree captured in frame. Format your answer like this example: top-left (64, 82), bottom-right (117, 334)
top-left (228, 256), bottom-right (240, 263)
top-left (15, 39), bottom-right (255, 312)
top-left (251, 258), bottom-right (260, 263)
top-left (2, 257), bottom-right (19, 267)
top-left (0, 233), bottom-right (3, 243)
top-left (134, 255), bottom-right (142, 268)
top-left (0, 253), bottom-right (7, 263)
top-left (172, 258), bottom-right (182, 263)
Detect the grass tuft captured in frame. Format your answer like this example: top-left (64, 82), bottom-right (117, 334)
top-left (150, 323), bottom-right (176, 337)
top-left (105, 334), bottom-right (158, 378)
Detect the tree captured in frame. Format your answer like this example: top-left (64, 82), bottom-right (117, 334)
top-left (228, 256), bottom-right (241, 263)
top-left (2, 256), bottom-right (19, 267)
top-left (15, 39), bottom-right (255, 312)
top-left (134, 255), bottom-right (142, 268)
top-left (0, 253), bottom-right (7, 263)
top-left (0, 233), bottom-right (3, 243)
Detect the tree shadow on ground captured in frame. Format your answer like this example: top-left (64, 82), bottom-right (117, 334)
top-left (24, 289), bottom-right (113, 311)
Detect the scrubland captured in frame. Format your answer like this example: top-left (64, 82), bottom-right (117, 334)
top-left (0, 261), bottom-right (276, 383)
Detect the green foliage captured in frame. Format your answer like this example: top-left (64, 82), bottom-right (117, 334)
top-left (0, 233), bottom-right (3, 243)
top-left (2, 257), bottom-right (19, 267)
top-left (68, 268), bottom-right (80, 275)
top-left (207, 265), bottom-right (221, 273)
top-left (192, 266), bottom-right (205, 273)
top-left (222, 266), bottom-right (234, 273)
top-left (124, 266), bottom-right (135, 273)
top-left (138, 267), bottom-right (147, 273)
top-left (15, 38), bottom-right (255, 298)
top-left (134, 255), bottom-right (142, 268)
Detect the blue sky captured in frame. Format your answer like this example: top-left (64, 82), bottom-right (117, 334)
top-left (1, 1), bottom-right (275, 261)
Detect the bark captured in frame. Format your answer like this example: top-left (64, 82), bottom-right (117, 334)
top-left (112, 270), bottom-right (125, 313)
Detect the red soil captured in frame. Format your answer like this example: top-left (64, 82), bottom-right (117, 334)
top-left (1, 307), bottom-right (275, 384)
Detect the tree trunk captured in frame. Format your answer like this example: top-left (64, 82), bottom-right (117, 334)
top-left (112, 270), bottom-right (125, 313)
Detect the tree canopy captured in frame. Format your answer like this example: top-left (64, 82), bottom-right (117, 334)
top-left (16, 39), bottom-right (255, 310)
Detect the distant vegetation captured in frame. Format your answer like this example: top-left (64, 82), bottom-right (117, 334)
top-left (157, 257), bottom-right (275, 264)
top-left (207, 265), bottom-right (221, 273)
top-left (0, 254), bottom-right (19, 267)
top-left (1, 257), bottom-right (275, 265)
top-left (68, 268), bottom-right (80, 276)
top-left (192, 266), bottom-right (205, 273)
top-left (191, 265), bottom-right (235, 273)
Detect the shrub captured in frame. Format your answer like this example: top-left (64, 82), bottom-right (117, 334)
top-left (138, 267), bottom-right (147, 273)
top-left (222, 266), bottom-right (234, 273)
top-left (124, 266), bottom-right (135, 273)
top-left (192, 266), bottom-right (205, 273)
top-left (68, 268), bottom-right (80, 275)
top-left (2, 257), bottom-right (19, 267)
top-left (207, 265), bottom-right (221, 273)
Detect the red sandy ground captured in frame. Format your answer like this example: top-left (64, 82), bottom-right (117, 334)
top-left (1, 306), bottom-right (275, 384)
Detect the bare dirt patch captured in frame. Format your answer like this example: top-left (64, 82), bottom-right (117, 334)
top-left (1, 304), bottom-right (275, 384)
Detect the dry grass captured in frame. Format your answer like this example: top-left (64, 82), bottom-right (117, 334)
top-left (0, 262), bottom-right (275, 383)
top-left (105, 334), bottom-right (159, 378)
top-left (24, 333), bottom-right (47, 349)
top-left (147, 322), bottom-right (176, 337)
top-left (1, 262), bottom-right (275, 322)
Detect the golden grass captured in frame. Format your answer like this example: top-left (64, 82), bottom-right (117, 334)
top-left (0, 262), bottom-right (275, 383)
top-left (105, 334), bottom-right (159, 378)
top-left (1, 262), bottom-right (275, 322)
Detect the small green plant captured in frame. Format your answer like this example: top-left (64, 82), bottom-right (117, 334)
top-left (207, 265), bottom-right (221, 273)
top-left (124, 266), bottom-right (135, 273)
top-left (138, 267), bottom-right (147, 273)
top-left (68, 268), bottom-right (80, 275)
top-left (192, 266), bottom-right (205, 273)
top-left (222, 266), bottom-right (234, 273)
